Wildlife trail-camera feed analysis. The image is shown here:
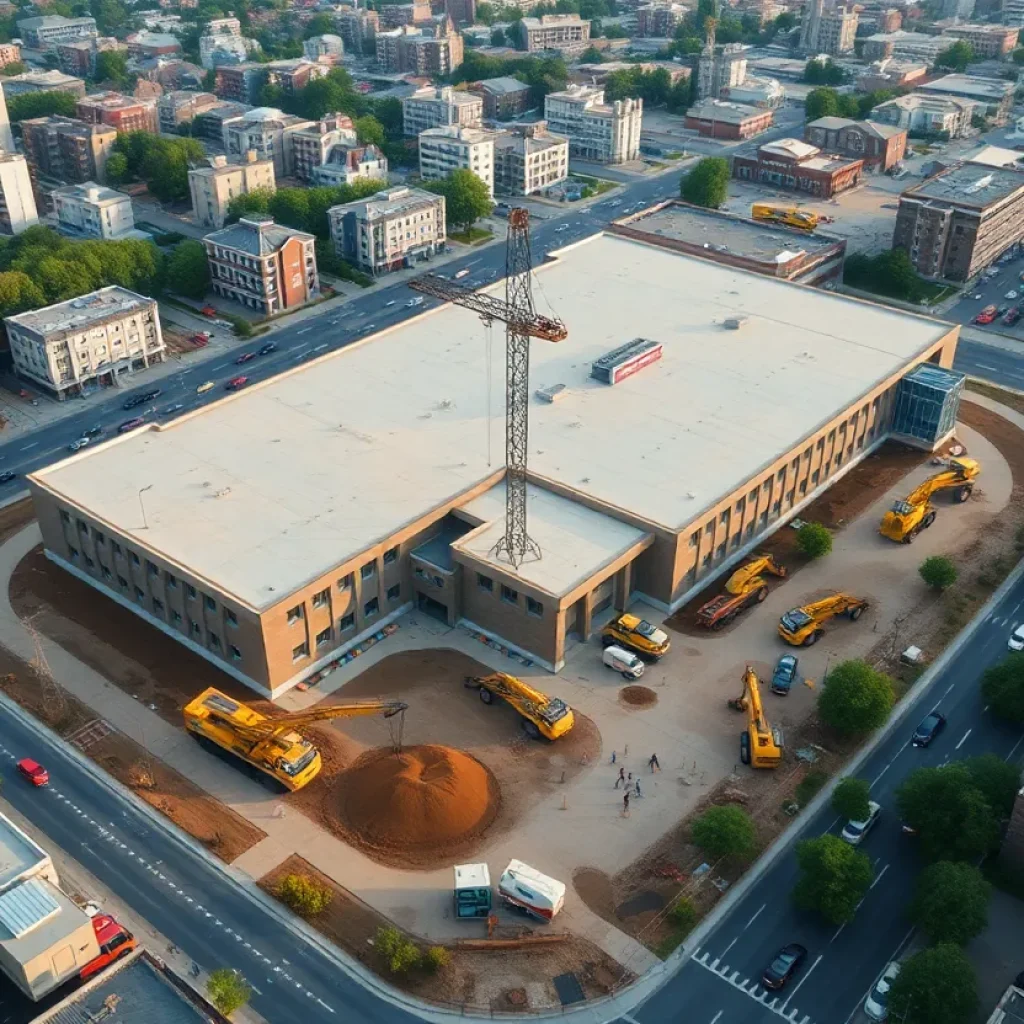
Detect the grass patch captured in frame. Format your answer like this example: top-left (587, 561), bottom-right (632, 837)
top-left (652, 898), bottom-right (698, 959)
top-left (572, 174), bottom-right (616, 196)
top-left (663, 151), bottom-right (684, 159)
top-left (449, 226), bottom-right (493, 245)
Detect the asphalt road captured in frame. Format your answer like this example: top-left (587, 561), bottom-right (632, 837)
top-left (955, 337), bottom-right (1024, 392)
top-left (945, 247), bottom-right (1024, 346)
top-left (626, 571), bottom-right (1024, 1024)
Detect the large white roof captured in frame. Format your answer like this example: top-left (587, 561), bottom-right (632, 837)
top-left (33, 233), bottom-right (951, 610)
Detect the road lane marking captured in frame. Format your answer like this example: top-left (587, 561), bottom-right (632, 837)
top-left (690, 954), bottom-right (818, 1023)
top-left (709, 1013), bottom-right (723, 1024)
top-left (976, 364), bottom-right (1001, 372)
top-left (721, 937), bottom-right (738, 958)
top-left (869, 863), bottom-right (890, 889)
top-left (842, 927), bottom-right (914, 1024)
top-left (955, 729), bottom-right (972, 750)
top-left (745, 903), bottom-right (767, 929)
top-left (1006, 734), bottom-right (1024, 763)
top-left (872, 743), bottom-right (909, 785)
top-left (780, 954), bottom-right (822, 1010)
top-left (18, 443), bottom-right (37, 451)
top-left (297, 327), bottom-right (313, 334)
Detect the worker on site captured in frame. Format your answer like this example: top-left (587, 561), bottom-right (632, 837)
top-left (622, 791), bottom-right (630, 817)
top-left (635, 778), bottom-right (642, 798)
top-left (649, 753), bottom-right (660, 773)
top-left (615, 766), bottom-right (625, 788)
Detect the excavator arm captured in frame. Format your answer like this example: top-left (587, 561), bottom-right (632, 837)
top-left (230, 700), bottom-right (409, 746)
top-left (724, 555), bottom-right (786, 596)
top-left (729, 666), bottom-right (782, 768)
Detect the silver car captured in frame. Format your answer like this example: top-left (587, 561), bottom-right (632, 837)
top-left (841, 800), bottom-right (881, 845)
top-left (865, 961), bottom-right (900, 1021)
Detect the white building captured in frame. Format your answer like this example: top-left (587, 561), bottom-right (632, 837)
top-left (303, 34), bottom-right (344, 62)
top-left (200, 31), bottom-right (259, 69)
top-left (870, 93), bottom-right (976, 138)
top-left (15, 14), bottom-right (96, 49)
top-left (402, 85), bottom-right (482, 137)
top-left (418, 124), bottom-right (495, 195)
top-left (52, 182), bottom-right (134, 239)
top-left (493, 122), bottom-right (568, 195)
top-left (6, 287), bottom-right (164, 400)
top-left (0, 154), bottom-right (38, 236)
top-left (723, 76), bottom-right (785, 109)
top-left (222, 107), bottom-right (314, 178)
top-left (544, 85), bottom-right (643, 165)
top-left (314, 144), bottom-right (389, 187)
top-left (188, 152), bottom-right (276, 230)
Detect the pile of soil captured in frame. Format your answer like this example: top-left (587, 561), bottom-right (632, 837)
top-left (619, 685), bottom-right (657, 708)
top-left (337, 744), bottom-right (500, 867)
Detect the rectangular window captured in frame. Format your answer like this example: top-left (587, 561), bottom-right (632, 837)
top-left (526, 596), bottom-right (543, 617)
top-left (209, 632), bottom-right (221, 649)
top-left (147, 560), bottom-right (159, 576)
top-left (772, 499), bottom-right (782, 514)
top-left (186, 584), bottom-right (197, 600)
top-left (226, 609), bottom-right (238, 627)
top-left (799, 480), bottom-right (808, 495)
top-left (364, 597), bottom-right (379, 616)
top-left (292, 642), bottom-right (309, 662)
top-left (204, 595), bottom-right (216, 612)
top-left (117, 574), bottom-right (128, 588)
top-left (477, 573), bottom-right (493, 592)
top-left (60, 510), bottom-right (71, 524)
top-left (112, 541), bottom-right (121, 555)
top-left (360, 561), bottom-right (376, 580)
top-left (339, 612), bottom-right (355, 631)
top-left (134, 586), bottom-right (144, 601)
top-left (165, 573), bottom-right (177, 589)
top-left (337, 573), bottom-right (352, 591)
top-left (190, 619), bottom-right (201, 636)
top-left (230, 644), bottom-right (242, 661)
top-left (812, 470), bottom-right (820, 485)
top-left (287, 604), bottom-right (303, 624)
top-left (153, 598), bottom-right (164, 614)
top-left (387, 583), bottom-right (401, 601)
top-left (689, 531), bottom-right (700, 548)
top-left (101, 566), bottom-right (112, 581)
top-left (715, 543), bottom-right (725, 560)
top-left (77, 518), bottom-right (88, 535)
top-left (312, 588), bottom-right (329, 608)
top-left (383, 546), bottom-right (398, 565)
top-left (172, 610), bottom-right (182, 625)
top-left (316, 627), bottom-right (332, 648)
top-left (501, 584), bottom-right (518, 605)
top-left (85, 555), bottom-right (95, 569)
top-left (95, 532), bottom-right (105, 547)
top-left (130, 551), bottom-right (141, 566)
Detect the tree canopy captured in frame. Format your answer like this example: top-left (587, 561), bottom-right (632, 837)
top-left (227, 178), bottom-right (385, 239)
top-left (845, 249), bottom-right (931, 303)
top-left (7, 90), bottom-right (77, 123)
top-left (165, 240), bottom-right (210, 300)
top-left (831, 777), bottom-right (871, 823)
top-left (919, 556), bottom-right (958, 591)
top-left (981, 653), bottom-right (1024, 725)
top-left (451, 51), bottom-right (568, 106)
top-left (424, 169), bottom-right (493, 232)
top-left (817, 660), bottom-right (895, 736)
top-left (112, 131), bottom-right (206, 203)
top-left (803, 58), bottom-right (846, 85)
top-left (792, 834), bottom-right (873, 924)
top-left (935, 40), bottom-right (975, 72)
top-left (206, 969), bottom-right (252, 1016)
top-left (691, 805), bottom-right (758, 861)
top-left (889, 945), bottom-right (978, 1024)
top-left (962, 753), bottom-right (1021, 818)
top-left (604, 66), bottom-right (673, 106)
top-left (911, 861), bottom-right (991, 946)
top-left (94, 49), bottom-right (131, 89)
top-left (680, 157), bottom-right (729, 209)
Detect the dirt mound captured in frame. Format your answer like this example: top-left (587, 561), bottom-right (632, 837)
top-left (619, 685), bottom-right (657, 708)
top-left (337, 744), bottom-right (500, 868)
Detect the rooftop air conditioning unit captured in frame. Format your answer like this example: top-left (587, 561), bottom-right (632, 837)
top-left (724, 316), bottom-right (748, 330)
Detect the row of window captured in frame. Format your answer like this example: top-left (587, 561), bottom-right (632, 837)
top-left (291, 585), bottom-right (402, 662)
top-left (476, 573), bottom-right (544, 617)
top-left (286, 547), bottom-right (399, 624)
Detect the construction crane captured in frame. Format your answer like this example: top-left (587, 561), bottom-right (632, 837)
top-left (879, 457), bottom-right (980, 543)
top-left (183, 687), bottom-right (408, 792)
top-left (778, 592), bottom-right (869, 647)
top-left (410, 209), bottom-right (567, 567)
top-left (696, 554), bottom-right (787, 630)
top-left (728, 665), bottom-right (782, 768)
top-left (464, 672), bottom-right (575, 741)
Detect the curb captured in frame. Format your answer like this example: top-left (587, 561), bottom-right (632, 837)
top-left (967, 376), bottom-right (1024, 399)
top-left (0, 491), bottom-right (29, 512)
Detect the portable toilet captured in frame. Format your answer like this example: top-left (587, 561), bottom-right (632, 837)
top-left (453, 863), bottom-right (492, 919)
top-left (498, 860), bottom-right (566, 922)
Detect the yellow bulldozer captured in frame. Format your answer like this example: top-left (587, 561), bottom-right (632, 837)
top-left (464, 672), bottom-right (574, 741)
top-left (696, 554), bottom-right (787, 630)
top-left (728, 665), bottom-right (783, 768)
top-left (879, 458), bottom-right (980, 544)
top-left (182, 687), bottom-right (408, 791)
top-left (778, 592), bottom-right (869, 647)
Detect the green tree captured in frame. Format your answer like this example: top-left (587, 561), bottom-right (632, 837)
top-left (7, 90), bottom-right (77, 122)
top-left (774, 11), bottom-right (796, 29)
top-left (963, 753), bottom-right (1021, 818)
top-left (94, 49), bottom-right (130, 88)
top-left (691, 804), bottom-right (758, 861)
top-left (226, 186), bottom-right (275, 223)
top-left (166, 240), bottom-right (210, 300)
top-left (206, 969), bottom-right (253, 1016)
top-left (803, 58), bottom-right (845, 85)
top-left (981, 654), bottom-right (1024, 724)
top-left (805, 87), bottom-right (839, 120)
top-left (425, 168), bottom-right (493, 232)
top-left (0, 61), bottom-right (26, 76)
top-left (277, 873), bottom-right (334, 918)
top-left (796, 521), bottom-right (832, 558)
top-left (792, 835), bottom-right (873, 924)
top-left (579, 44), bottom-right (604, 62)
top-left (919, 556), bottom-right (958, 591)
top-left (680, 156), bottom-right (729, 209)
top-left (935, 40), bottom-right (974, 72)
top-left (268, 189), bottom-right (311, 231)
top-left (911, 861), bottom-right (990, 946)
top-left (375, 925), bottom-right (421, 973)
top-left (304, 12), bottom-right (336, 37)
top-left (355, 114), bottom-right (385, 146)
top-left (889, 945), bottom-right (978, 1024)
top-left (0, 271), bottom-right (44, 319)
top-left (666, 75), bottom-right (692, 113)
top-left (817, 660), bottom-right (895, 736)
top-left (896, 763), bottom-right (1001, 861)
top-left (832, 777), bottom-right (871, 822)
top-left (104, 151), bottom-right (129, 185)
top-left (491, 26), bottom-right (506, 45)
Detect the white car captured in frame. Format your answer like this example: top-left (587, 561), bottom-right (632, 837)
top-left (972, 293), bottom-right (983, 299)
top-left (1009, 624), bottom-right (1024, 651)
top-left (864, 961), bottom-right (901, 1021)
top-left (68, 437), bottom-right (90, 452)
top-left (555, 224), bottom-right (569, 232)
top-left (1006, 290), bottom-right (1019, 300)
top-left (384, 300), bottom-right (396, 307)
top-left (405, 297), bottom-right (424, 308)
top-left (841, 800), bottom-right (881, 845)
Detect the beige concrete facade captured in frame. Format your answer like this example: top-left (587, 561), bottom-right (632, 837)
top-left (188, 152), bottom-right (276, 230)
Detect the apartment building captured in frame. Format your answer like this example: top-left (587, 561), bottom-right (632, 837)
top-left (328, 185), bottom-right (446, 275)
top-left (917, 74), bottom-right (1014, 126)
top-left (378, 0), bottom-right (432, 27)
top-left (157, 89), bottom-right (219, 132)
top-left (126, 30), bottom-right (180, 59)
top-left (2, 69), bottom-right (85, 98)
top-left (200, 32), bottom-right (259, 68)
top-left (469, 77), bottom-right (533, 120)
top-left (871, 93), bottom-right (975, 138)
top-left (52, 181), bottom-right (134, 240)
top-left (493, 122), bottom-right (568, 196)
top-left (0, 43), bottom-right (20, 69)
top-left (21, 116), bottom-right (116, 184)
top-left (800, 0), bottom-right (858, 54)
top-left (290, 113), bottom-right (357, 181)
top-left (222, 107), bottom-right (313, 178)
top-left (635, 2), bottom-right (687, 37)
top-left (544, 85), bottom-right (642, 164)
top-left (193, 100), bottom-right (252, 143)
top-left (207, 16), bottom-right (242, 36)
top-left (402, 85), bottom-right (482, 136)
top-left (695, 43), bottom-right (748, 102)
top-left (445, 0), bottom-right (476, 26)
top-left (419, 124), bottom-right (495, 195)
top-left (188, 153), bottom-right (273, 230)
top-left (376, 21), bottom-right (464, 74)
top-left (936, 21), bottom-right (1018, 58)
top-left (732, 138), bottom-right (864, 197)
top-left (6, 287), bottom-right (164, 400)
top-left (518, 14), bottom-right (591, 55)
top-left (314, 144), bottom-right (388, 187)
top-left (857, 59), bottom-right (928, 93)
top-left (303, 34), bottom-right (344, 62)
top-left (204, 215), bottom-right (319, 316)
top-left (76, 92), bottom-right (158, 134)
top-left (862, 31), bottom-right (947, 62)
top-left (804, 117), bottom-right (907, 172)
top-left (0, 154), bottom-right (37, 235)
top-left (56, 36), bottom-right (122, 77)
top-left (215, 59), bottom-right (327, 104)
top-left (15, 14), bottom-right (96, 49)
top-left (338, 7), bottom-right (379, 53)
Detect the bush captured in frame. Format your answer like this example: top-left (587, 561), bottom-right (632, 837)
top-left (796, 522), bottom-right (832, 558)
top-left (680, 157), bottom-right (729, 209)
top-left (691, 804), bottom-right (758, 861)
top-left (277, 873), bottom-right (333, 918)
top-left (206, 969), bottom-right (252, 1016)
top-left (920, 556), bottom-right (958, 591)
top-left (227, 315), bottom-right (253, 338)
top-left (375, 926), bottom-right (421, 974)
top-left (817, 660), bottom-right (895, 735)
top-left (911, 861), bottom-right (991, 946)
top-left (423, 946), bottom-right (451, 973)
top-left (669, 897), bottom-right (697, 931)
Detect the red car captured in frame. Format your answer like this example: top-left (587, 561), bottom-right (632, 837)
top-left (191, 332), bottom-right (210, 347)
top-left (200, 305), bottom-right (217, 317)
top-left (975, 305), bottom-right (998, 325)
top-left (235, 352), bottom-right (256, 365)
top-left (225, 376), bottom-right (249, 391)
top-left (17, 758), bottom-right (49, 786)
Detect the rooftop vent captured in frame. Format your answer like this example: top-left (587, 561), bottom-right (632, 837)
top-left (724, 316), bottom-right (749, 330)
top-left (591, 338), bottom-right (663, 386)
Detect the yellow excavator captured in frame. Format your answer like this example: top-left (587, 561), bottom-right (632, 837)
top-left (728, 665), bottom-right (783, 768)
top-left (182, 687), bottom-right (408, 791)
top-left (696, 555), bottom-right (787, 630)
top-left (879, 458), bottom-right (980, 544)
top-left (465, 672), bottom-right (574, 741)
top-left (778, 593), bottom-right (869, 647)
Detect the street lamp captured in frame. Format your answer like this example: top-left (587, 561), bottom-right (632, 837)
top-left (138, 484), bottom-right (153, 530)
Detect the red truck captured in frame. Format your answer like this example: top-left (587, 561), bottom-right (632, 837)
top-left (80, 915), bottom-right (137, 980)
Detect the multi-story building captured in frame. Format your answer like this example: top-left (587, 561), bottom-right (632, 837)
top-left (52, 182), bottom-right (135, 239)
top-left (378, 0), bottom-right (432, 27)
top-left (696, 43), bottom-right (748, 101)
top-left (917, 74), bottom-right (1014, 126)
top-left (402, 85), bottom-right (482, 136)
top-left (0, 42), bottom-right (20, 68)
top-left (56, 36), bottom-right (123, 77)
top-left (290, 112), bottom-right (355, 180)
top-left (126, 30), bottom-right (181, 58)
top-left (136, 57), bottom-right (205, 91)
top-left (857, 59), bottom-right (928, 93)
top-left (314, 143), bottom-right (388, 187)
top-left (445, 0), bottom-right (476, 27)
top-left (204, 215), bottom-right (319, 315)
top-left (15, 14), bottom-right (96, 49)
top-left (493, 122), bottom-right (568, 196)
top-left (328, 185), bottom-right (446, 275)
top-left (635, 2), bottom-right (687, 36)
top-left (419, 124), bottom-right (495, 195)
top-left (1004, 0), bottom-right (1024, 26)
top-left (732, 138), bottom-right (864, 197)
top-left (188, 152), bottom-right (275, 230)
top-left (193, 100), bottom-right (252, 143)
top-left (376, 21), bottom-right (463, 74)
top-left (469, 76), bottom-right (534, 120)
top-left (544, 85), bottom-right (642, 165)
top-left (799, 0), bottom-right (858, 53)
top-left (2, 69), bottom-right (85, 98)
top-left (871, 93), bottom-right (975, 138)
top-left (76, 92), bottom-right (158, 134)
top-left (157, 90), bottom-right (219, 132)
top-left (893, 163), bottom-right (1024, 282)
top-left (6, 287), bottom-right (164, 400)
top-left (21, 116), bottom-right (116, 184)
top-left (200, 32), bottom-right (259, 68)
top-left (222, 107), bottom-right (314, 178)
top-left (936, 21), bottom-right (1018, 57)
top-left (0, 153), bottom-right (37, 235)
top-left (862, 31), bottom-right (947, 62)
top-left (940, 0), bottom-right (975, 17)
top-left (215, 59), bottom-right (327, 104)
top-left (685, 99), bottom-right (774, 139)
top-left (804, 116), bottom-right (907, 172)
top-left (723, 76), bottom-right (785, 108)
top-left (518, 14), bottom-right (591, 55)
top-left (338, 7), bottom-right (379, 54)
top-left (303, 33), bottom-right (344, 62)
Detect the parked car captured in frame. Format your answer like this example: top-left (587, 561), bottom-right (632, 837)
top-left (118, 417), bottom-right (146, 434)
top-left (225, 376), bottom-right (249, 391)
top-left (1006, 290), bottom-right (1018, 300)
top-left (602, 645), bottom-right (645, 680)
top-left (67, 437), bottom-right (90, 452)
top-left (196, 381), bottom-right (215, 394)
top-left (200, 305), bottom-right (217, 317)
top-left (406, 297), bottom-right (424, 308)
top-left (455, 268), bottom-right (471, 279)
top-left (1008, 624), bottom-right (1024, 651)
top-left (163, 403), bottom-right (184, 415)
top-left (0, 471), bottom-right (16, 484)
top-left (1003, 306), bottom-right (1021, 326)
top-left (761, 943), bottom-right (807, 990)
top-left (16, 758), bottom-right (48, 786)
top-left (865, 961), bottom-right (901, 1021)
top-left (191, 332), bottom-right (210, 346)
top-left (841, 800), bottom-right (881, 845)
top-left (122, 394), bottom-right (147, 410)
top-left (974, 305), bottom-right (998, 325)
top-left (912, 711), bottom-right (946, 747)
top-left (84, 425), bottom-right (103, 437)
top-left (770, 654), bottom-right (799, 695)
top-left (258, 342), bottom-right (277, 355)
top-left (235, 352), bottom-right (255, 364)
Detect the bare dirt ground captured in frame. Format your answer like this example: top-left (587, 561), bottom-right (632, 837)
top-left (259, 854), bottom-right (632, 1011)
top-left (0, 499), bottom-right (36, 544)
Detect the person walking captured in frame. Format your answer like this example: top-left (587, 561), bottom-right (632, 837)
top-left (649, 753), bottom-right (660, 773)
top-left (622, 791), bottom-right (631, 817)
top-left (627, 772), bottom-right (633, 788)
top-left (615, 766), bottom-right (625, 788)
top-left (635, 778), bottom-right (642, 797)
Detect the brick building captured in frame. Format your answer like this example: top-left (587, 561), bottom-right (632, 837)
top-left (635, 2), bottom-right (687, 36)
top-left (125, 30), bottom-right (181, 58)
top-left (936, 21), bottom-right (1019, 58)
top-left (468, 77), bottom-right (533, 119)
top-left (685, 100), bottom-right (774, 140)
top-left (21, 116), bottom-right (116, 184)
top-left (804, 117), bottom-right (907, 173)
top-left (732, 138), bottom-right (864, 197)
top-left (76, 92), bottom-right (158, 134)
top-left (375, 21), bottom-right (463, 74)
top-left (157, 90), bottom-right (219, 132)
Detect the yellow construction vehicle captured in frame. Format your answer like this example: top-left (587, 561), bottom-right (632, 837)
top-left (182, 688), bottom-right (408, 792)
top-left (879, 458), bottom-right (980, 544)
top-left (728, 665), bottom-right (783, 769)
top-left (751, 203), bottom-right (819, 231)
top-left (696, 555), bottom-right (787, 630)
top-left (778, 593), bottom-right (869, 647)
top-left (464, 673), bottom-right (574, 741)
top-left (601, 614), bottom-right (670, 659)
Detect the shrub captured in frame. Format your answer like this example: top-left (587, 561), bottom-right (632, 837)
top-left (423, 945), bottom-right (451, 972)
top-left (375, 925), bottom-right (421, 974)
top-left (817, 660), bottom-right (895, 735)
top-left (207, 969), bottom-right (252, 1015)
top-left (669, 897), bottom-right (697, 932)
top-left (795, 770), bottom-right (828, 807)
top-left (691, 804), bottom-right (758, 861)
top-left (277, 873), bottom-right (333, 918)
top-left (919, 556), bottom-right (958, 591)
top-left (796, 522), bottom-right (832, 558)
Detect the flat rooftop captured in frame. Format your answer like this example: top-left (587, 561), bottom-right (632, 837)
top-left (903, 162), bottom-right (1024, 207)
top-left (7, 287), bottom-right (154, 339)
top-left (0, 815), bottom-right (47, 892)
top-left (33, 233), bottom-right (951, 610)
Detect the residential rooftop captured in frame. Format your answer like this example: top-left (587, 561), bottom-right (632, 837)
top-left (52, 182), bottom-right (128, 208)
top-left (0, 813), bottom-right (47, 892)
top-left (6, 287), bottom-right (155, 339)
top-left (32, 232), bottom-right (952, 610)
top-left (918, 73), bottom-right (1013, 101)
top-left (474, 76), bottom-right (531, 95)
top-left (79, 91), bottom-right (153, 111)
top-left (686, 99), bottom-right (764, 124)
top-left (205, 215), bottom-right (314, 256)
top-left (902, 162), bottom-right (1024, 207)
top-left (335, 184), bottom-right (442, 219)
top-left (2, 70), bottom-right (82, 89)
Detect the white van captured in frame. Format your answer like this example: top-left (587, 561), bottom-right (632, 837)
top-left (603, 645), bottom-right (645, 679)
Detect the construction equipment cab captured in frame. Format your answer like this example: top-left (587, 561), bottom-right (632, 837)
top-left (465, 672), bottom-right (574, 740)
top-left (879, 458), bottom-right (980, 543)
top-left (696, 555), bottom-right (786, 630)
top-left (602, 614), bottom-right (670, 659)
top-left (778, 593), bottom-right (868, 647)
top-left (728, 666), bottom-right (783, 768)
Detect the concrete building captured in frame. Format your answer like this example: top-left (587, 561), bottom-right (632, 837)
top-left (804, 116), bottom-right (907, 172)
top-left (290, 112), bottom-right (356, 181)
top-left (0, 43), bottom-right (20, 69)
top-left (6, 287), bottom-right (164, 400)
top-left (402, 85), bottom-right (482, 136)
top-left (685, 100), bottom-right (774, 140)
top-left (207, 16), bottom-right (242, 36)
top-left (192, 100), bottom-right (252, 144)
top-left (126, 30), bottom-right (181, 58)
top-left (2, 69), bottom-right (85, 99)
top-left (188, 153), bottom-right (275, 230)
top-left (940, 0), bottom-right (976, 17)
top-left (328, 184), bottom-right (446, 275)
top-left (25, 232), bottom-right (960, 694)
top-left (732, 138), bottom-right (864, 197)
top-left (1004, 0), bottom-right (1024, 26)
top-left (518, 14), bottom-right (591, 55)
top-left (445, 0), bottom-right (476, 27)
top-left (56, 36), bottom-right (122, 77)
top-left (870, 93), bottom-right (975, 138)
top-left (52, 181), bottom-right (134, 239)
top-left (696, 43), bottom-right (748, 101)
top-left (376, 21), bottom-right (464, 75)
top-left (200, 32), bottom-right (259, 68)
top-left (419, 124), bottom-right (495, 195)
top-left (156, 89), bottom-right (219, 132)
top-left (378, 0), bottom-right (432, 28)
top-left (0, 154), bottom-right (37, 235)
top-left (338, 7), bottom-right (379, 54)
top-left (635, 2), bottom-right (687, 36)
top-left (722, 76), bottom-right (785, 109)
top-left (799, 0), bottom-right (858, 53)
top-left (314, 143), bottom-right (389, 187)
top-left (862, 31), bottom-right (948, 62)
top-left (76, 92), bottom-right (158, 134)
top-left (544, 85), bottom-right (642, 164)
top-left (222, 107), bottom-right (314, 178)
top-left (917, 74), bottom-right (1014, 126)
top-left (470, 77), bottom-right (534, 120)
top-left (15, 14), bottom-right (96, 49)
top-left (493, 122), bottom-right (569, 195)
top-left (204, 215), bottom-right (319, 316)
top-left (893, 163), bottom-right (1024, 282)
top-left (856, 59), bottom-right (928, 93)
top-left (21, 116), bottom-right (116, 185)
top-left (936, 22), bottom-right (1018, 58)
top-left (303, 33), bottom-right (344, 62)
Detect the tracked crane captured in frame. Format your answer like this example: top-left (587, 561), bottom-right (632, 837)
top-left (728, 665), bottom-right (783, 768)
top-left (183, 687), bottom-right (408, 791)
top-left (410, 209), bottom-right (567, 567)
top-left (696, 554), bottom-right (787, 630)
top-left (879, 457), bottom-right (980, 543)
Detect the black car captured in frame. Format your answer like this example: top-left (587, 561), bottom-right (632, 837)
top-left (771, 654), bottom-right (799, 695)
top-left (0, 471), bottom-right (16, 484)
top-left (84, 425), bottom-right (103, 437)
top-left (258, 342), bottom-right (277, 355)
top-left (142, 388), bottom-right (162, 401)
top-left (122, 394), bottom-right (145, 410)
top-left (762, 943), bottom-right (807, 990)
top-left (912, 711), bottom-right (946, 747)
